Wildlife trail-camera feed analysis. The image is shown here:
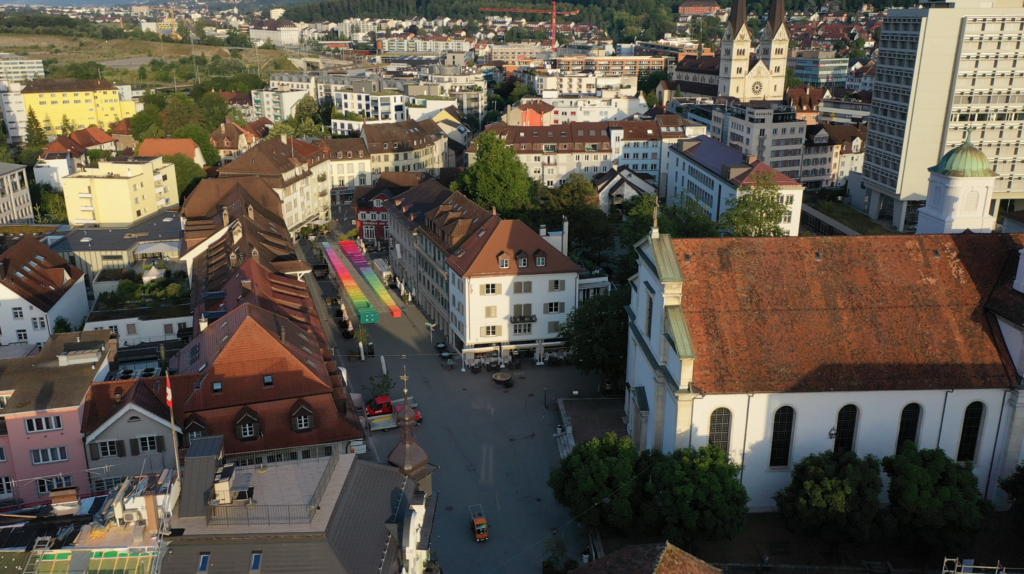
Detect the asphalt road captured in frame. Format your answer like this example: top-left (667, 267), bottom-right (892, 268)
top-left (300, 215), bottom-right (597, 573)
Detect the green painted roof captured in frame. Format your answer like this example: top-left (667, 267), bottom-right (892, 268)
top-left (929, 132), bottom-right (998, 178)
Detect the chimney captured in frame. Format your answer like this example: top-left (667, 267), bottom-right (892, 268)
top-left (221, 206), bottom-right (229, 227)
top-left (539, 224), bottom-right (547, 236)
top-left (232, 223), bottom-right (242, 245)
top-left (744, 154), bottom-right (758, 166)
top-left (280, 134), bottom-right (288, 144)
top-left (561, 215), bottom-right (569, 256)
top-left (199, 316), bottom-right (209, 331)
top-left (1013, 249), bottom-right (1024, 293)
top-left (280, 325), bottom-right (286, 343)
top-left (491, 206), bottom-right (497, 215)
top-left (240, 279), bottom-right (252, 293)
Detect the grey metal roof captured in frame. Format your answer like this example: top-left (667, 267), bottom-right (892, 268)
top-left (179, 436), bottom-right (223, 519)
top-left (50, 210), bottom-right (182, 254)
top-left (0, 331), bottom-right (112, 414)
top-left (0, 163), bottom-right (24, 177)
top-left (185, 435), bottom-right (223, 458)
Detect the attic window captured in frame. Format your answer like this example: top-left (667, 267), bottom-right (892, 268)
top-left (305, 359), bottom-right (316, 367)
top-left (128, 415), bottom-right (141, 423)
top-left (188, 346), bottom-right (200, 364)
top-left (518, 257), bottom-right (528, 268)
top-left (33, 255), bottom-right (44, 261)
top-left (14, 272), bottom-right (22, 278)
top-left (263, 375), bottom-right (273, 388)
top-left (499, 258), bottom-right (509, 269)
top-left (28, 260), bottom-right (37, 267)
top-left (212, 382), bottom-right (223, 394)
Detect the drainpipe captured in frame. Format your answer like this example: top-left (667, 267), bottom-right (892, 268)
top-left (688, 392), bottom-right (706, 448)
top-left (739, 393), bottom-right (753, 484)
top-left (936, 389), bottom-right (954, 450)
top-left (985, 389), bottom-right (1012, 499)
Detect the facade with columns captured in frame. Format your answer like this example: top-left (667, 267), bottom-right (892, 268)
top-left (625, 229), bottom-right (1024, 511)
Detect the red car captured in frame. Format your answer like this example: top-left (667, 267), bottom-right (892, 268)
top-left (365, 395), bottom-right (422, 422)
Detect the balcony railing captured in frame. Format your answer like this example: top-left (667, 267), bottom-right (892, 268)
top-left (510, 315), bottom-right (537, 324)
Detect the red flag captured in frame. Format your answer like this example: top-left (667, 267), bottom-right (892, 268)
top-left (165, 374), bottom-right (173, 408)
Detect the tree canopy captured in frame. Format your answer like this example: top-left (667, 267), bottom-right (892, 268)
top-left (881, 443), bottom-right (992, 551)
top-left (720, 171), bottom-right (790, 237)
top-left (548, 432), bottom-right (639, 532)
top-left (162, 94), bottom-right (206, 135)
top-left (773, 450), bottom-right (883, 545)
top-left (560, 288), bottom-right (629, 383)
top-left (163, 153), bottom-right (207, 200)
top-left (453, 132), bottom-right (534, 215)
top-left (174, 125), bottom-right (220, 166)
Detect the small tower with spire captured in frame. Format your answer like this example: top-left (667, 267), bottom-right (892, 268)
top-left (388, 366), bottom-right (430, 477)
top-left (917, 128), bottom-right (998, 235)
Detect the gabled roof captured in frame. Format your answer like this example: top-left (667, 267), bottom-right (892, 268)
top-left (669, 234), bottom-right (1022, 394)
top-left (446, 219), bottom-right (582, 278)
top-left (675, 55), bottom-right (721, 74)
top-left (786, 86), bottom-right (830, 112)
top-left (0, 236), bottom-right (83, 312)
top-left (246, 118), bottom-right (274, 139)
top-left (209, 119), bottom-right (256, 151)
top-left (69, 126), bottom-right (116, 149)
top-left (386, 179), bottom-right (454, 232)
top-left (0, 330), bottom-right (112, 414)
top-left (361, 119), bottom-right (445, 154)
top-left (675, 136), bottom-right (800, 187)
top-left (420, 189), bottom-right (495, 251)
top-left (319, 137), bottom-right (369, 160)
top-left (41, 136), bottom-right (86, 158)
top-left (218, 136), bottom-right (327, 178)
top-left (22, 77), bottom-right (116, 94)
top-left (138, 138), bottom-right (201, 160)
top-left (82, 378), bottom-right (172, 436)
top-left (110, 118), bottom-right (133, 136)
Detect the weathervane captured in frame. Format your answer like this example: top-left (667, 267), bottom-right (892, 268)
top-left (400, 365), bottom-right (409, 398)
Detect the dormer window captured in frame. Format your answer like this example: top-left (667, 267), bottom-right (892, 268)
top-left (263, 375), bottom-right (273, 388)
top-left (499, 258), bottom-right (509, 269)
top-left (236, 407), bottom-right (260, 441)
top-left (212, 382), bottom-right (223, 394)
top-left (536, 256), bottom-right (546, 267)
top-left (519, 257), bottom-right (528, 268)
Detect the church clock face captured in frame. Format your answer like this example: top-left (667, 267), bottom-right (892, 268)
top-left (752, 81), bottom-right (763, 95)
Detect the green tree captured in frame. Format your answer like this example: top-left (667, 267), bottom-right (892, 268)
top-left (25, 108), bottom-right (47, 148)
top-left (174, 125), bottom-right (220, 166)
top-left (292, 116), bottom-right (326, 138)
top-left (638, 70), bottom-right (669, 94)
top-left (60, 114), bottom-right (73, 136)
top-left (642, 90), bottom-right (658, 108)
top-left (52, 316), bottom-right (72, 333)
top-left (548, 432), bottom-right (639, 532)
top-left (163, 153), bottom-right (207, 200)
top-left (560, 288), bottom-right (629, 383)
top-left (33, 186), bottom-right (67, 223)
top-left (619, 194), bottom-right (659, 248)
top-left (268, 122), bottom-right (295, 138)
top-left (19, 147), bottom-right (42, 168)
top-left (541, 173), bottom-right (597, 211)
top-left (176, 20), bottom-right (191, 42)
top-left (773, 450), bottom-right (882, 545)
top-left (720, 172), bottom-right (790, 237)
top-left (507, 81), bottom-right (534, 104)
top-left (661, 198), bottom-right (721, 238)
top-left (293, 94), bottom-right (320, 124)
top-left (0, 145), bottom-right (13, 164)
top-left (137, 66), bottom-right (147, 80)
top-left (881, 444), bottom-right (992, 551)
top-left (130, 106), bottom-right (162, 138)
top-left (453, 132), bottom-right (534, 215)
top-left (363, 373), bottom-right (395, 398)
top-left (86, 149), bottom-right (112, 166)
top-left (786, 68), bottom-right (803, 89)
top-left (999, 463), bottom-right (1024, 526)
top-left (162, 94), bottom-right (206, 135)
top-left (634, 446), bottom-right (748, 546)
top-left (198, 91), bottom-right (230, 129)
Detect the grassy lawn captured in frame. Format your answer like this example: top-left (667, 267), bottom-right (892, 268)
top-left (805, 200), bottom-right (898, 236)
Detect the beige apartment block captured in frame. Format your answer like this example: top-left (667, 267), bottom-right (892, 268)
top-left (862, 0), bottom-right (1024, 231)
top-left (62, 156), bottom-right (177, 227)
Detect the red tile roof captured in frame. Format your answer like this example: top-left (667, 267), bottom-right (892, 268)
top-left (0, 237), bottom-right (83, 312)
top-left (82, 378), bottom-right (173, 435)
top-left (69, 126), bottom-right (116, 149)
top-left (137, 138), bottom-right (201, 160)
top-left (446, 219), bottom-right (582, 278)
top-left (670, 234), bottom-right (1022, 394)
top-left (572, 542), bottom-right (721, 574)
top-left (110, 118), bottom-right (132, 136)
top-left (41, 136), bottom-right (86, 157)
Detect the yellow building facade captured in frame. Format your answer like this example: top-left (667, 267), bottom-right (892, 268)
top-left (62, 156), bottom-right (177, 227)
top-left (22, 78), bottom-right (137, 135)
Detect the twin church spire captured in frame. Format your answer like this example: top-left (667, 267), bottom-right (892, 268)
top-left (719, 0), bottom-right (789, 101)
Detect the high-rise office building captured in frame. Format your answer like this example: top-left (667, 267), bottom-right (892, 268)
top-left (861, 0), bottom-right (1024, 231)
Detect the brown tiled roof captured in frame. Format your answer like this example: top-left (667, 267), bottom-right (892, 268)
top-left (110, 118), bottom-right (132, 136)
top-left (82, 378), bottom-right (171, 435)
top-left (22, 78), bottom-right (116, 94)
top-left (138, 138), bottom-right (200, 160)
top-left (0, 237), bottom-right (83, 312)
top-left (320, 137), bottom-right (369, 160)
top-left (671, 234), bottom-right (1021, 394)
top-left (361, 119), bottom-right (444, 154)
top-left (446, 219), bottom-right (582, 278)
top-left (821, 123), bottom-right (868, 154)
top-left (675, 54), bottom-right (721, 74)
top-left (786, 85), bottom-right (829, 112)
top-left (517, 101), bottom-right (555, 114)
top-left (69, 126), bottom-right (116, 148)
top-left (209, 119), bottom-right (256, 151)
top-left (386, 179), bottom-right (454, 233)
top-left (420, 189), bottom-right (495, 251)
top-left (41, 136), bottom-right (86, 158)
top-left (219, 136), bottom-right (327, 177)
top-left (571, 542), bottom-right (721, 574)
top-left (245, 118), bottom-right (274, 138)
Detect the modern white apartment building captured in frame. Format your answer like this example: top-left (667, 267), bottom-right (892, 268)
top-left (705, 103), bottom-right (806, 181)
top-left (554, 56), bottom-right (668, 77)
top-left (519, 94), bottom-right (648, 123)
top-left (666, 136), bottom-right (804, 236)
top-left (515, 72), bottom-right (639, 98)
top-left (248, 18), bottom-right (300, 46)
top-left (251, 87), bottom-right (307, 122)
top-left (447, 219), bottom-right (583, 365)
top-left (0, 163), bottom-right (32, 224)
top-left (62, 156), bottom-right (177, 227)
top-left (489, 42), bottom-right (551, 61)
top-left (0, 81), bottom-right (27, 145)
top-left (862, 0), bottom-right (1024, 230)
top-left (380, 36), bottom-right (472, 53)
top-left (0, 54), bottom-right (43, 83)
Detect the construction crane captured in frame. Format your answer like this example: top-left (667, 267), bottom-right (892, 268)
top-left (480, 2), bottom-right (580, 50)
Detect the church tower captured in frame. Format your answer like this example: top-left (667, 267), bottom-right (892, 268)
top-left (388, 367), bottom-right (430, 478)
top-left (757, 0), bottom-right (790, 100)
top-left (718, 0), bottom-right (752, 99)
top-left (917, 130), bottom-right (998, 234)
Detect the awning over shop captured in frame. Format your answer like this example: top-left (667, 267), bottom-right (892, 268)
top-left (135, 240), bottom-right (179, 255)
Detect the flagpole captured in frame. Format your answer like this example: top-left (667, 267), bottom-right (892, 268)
top-left (160, 345), bottom-right (182, 484)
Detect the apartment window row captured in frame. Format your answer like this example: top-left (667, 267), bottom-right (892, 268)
top-left (764, 401), bottom-right (986, 469)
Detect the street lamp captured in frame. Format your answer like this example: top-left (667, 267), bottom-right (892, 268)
top-left (425, 322), bottom-right (436, 344)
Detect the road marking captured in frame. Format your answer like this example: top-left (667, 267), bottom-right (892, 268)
top-left (495, 493), bottom-right (500, 512)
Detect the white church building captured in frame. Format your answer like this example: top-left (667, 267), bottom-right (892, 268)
top-left (625, 220), bottom-right (1024, 510)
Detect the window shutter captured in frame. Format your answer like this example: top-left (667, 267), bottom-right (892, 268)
top-left (480, 326), bottom-right (486, 337)
top-left (291, 415), bottom-right (298, 432)
top-left (524, 304), bottom-right (532, 316)
top-left (495, 284), bottom-right (502, 295)
top-left (496, 326), bottom-right (502, 336)
top-left (89, 443), bottom-right (100, 461)
top-left (308, 414), bottom-right (316, 430)
top-left (549, 280), bottom-right (555, 291)
top-left (253, 422), bottom-right (261, 437)
top-left (549, 321), bottom-right (559, 333)
top-left (235, 424), bottom-right (244, 440)
top-left (514, 304), bottom-right (522, 316)
top-left (513, 282), bottom-right (522, 294)
top-left (558, 302), bottom-right (565, 313)
top-left (129, 438), bottom-right (140, 456)
top-left (525, 281), bottom-right (532, 293)
top-left (156, 436), bottom-right (165, 452)
top-left (479, 284), bottom-right (486, 295)
top-left (116, 440), bottom-right (126, 457)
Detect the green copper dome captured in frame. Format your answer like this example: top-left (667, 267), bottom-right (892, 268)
top-left (929, 132), bottom-right (998, 178)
